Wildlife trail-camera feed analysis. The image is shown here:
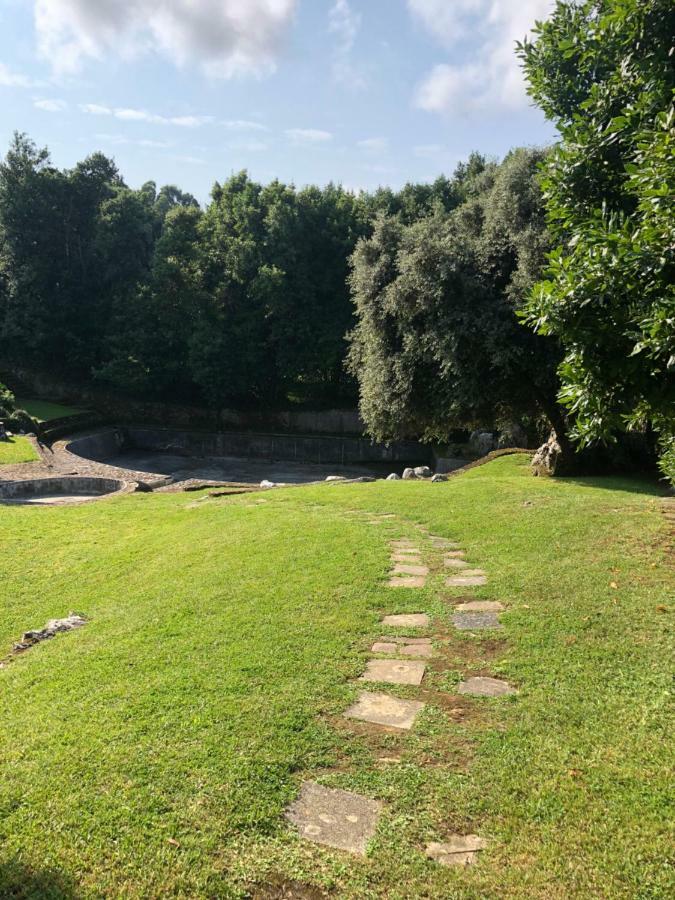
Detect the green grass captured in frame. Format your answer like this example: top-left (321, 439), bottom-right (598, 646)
top-left (0, 435), bottom-right (38, 466)
top-left (16, 398), bottom-right (86, 422)
top-left (1, 456), bottom-right (672, 898)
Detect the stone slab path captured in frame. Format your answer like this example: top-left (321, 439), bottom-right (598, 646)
top-left (458, 677), bottom-right (516, 697)
top-left (456, 600), bottom-right (504, 612)
top-left (285, 782), bottom-right (383, 855)
top-left (447, 575), bottom-right (488, 587)
top-left (425, 835), bottom-right (488, 867)
top-left (382, 613), bottom-right (430, 628)
top-left (452, 611), bottom-right (502, 630)
top-left (343, 691), bottom-right (426, 730)
top-left (359, 658), bottom-right (426, 686)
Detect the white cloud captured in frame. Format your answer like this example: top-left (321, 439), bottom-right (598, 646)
top-left (34, 0), bottom-right (298, 78)
top-left (222, 119), bottom-right (269, 132)
top-left (409, 0), bottom-right (554, 114)
top-left (172, 154), bottom-right (206, 165)
top-left (227, 139), bottom-right (269, 152)
top-left (285, 128), bottom-right (333, 144)
top-left (94, 132), bottom-right (172, 148)
top-left (357, 137), bottom-right (388, 153)
top-left (328, 0), bottom-right (364, 88)
top-left (79, 103), bottom-right (213, 127)
top-left (34, 97), bottom-right (67, 112)
top-left (0, 63), bottom-right (39, 88)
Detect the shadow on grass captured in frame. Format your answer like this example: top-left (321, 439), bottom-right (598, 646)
top-left (0, 860), bottom-right (81, 899)
top-left (558, 473), bottom-right (666, 497)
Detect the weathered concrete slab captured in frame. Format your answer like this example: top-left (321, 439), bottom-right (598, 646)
top-left (446, 575), bottom-right (488, 587)
top-left (399, 642), bottom-right (433, 658)
top-left (458, 676), bottom-right (516, 697)
top-left (388, 576), bottom-right (426, 588)
top-left (455, 600), bottom-right (504, 612)
top-left (444, 558), bottom-right (469, 569)
top-left (344, 691), bottom-right (425, 730)
top-left (425, 835), bottom-right (488, 867)
top-left (452, 611), bottom-right (501, 630)
top-left (391, 553), bottom-right (422, 563)
top-left (382, 613), bottom-right (430, 628)
top-left (461, 568), bottom-right (486, 577)
top-left (285, 781), bottom-right (382, 855)
top-left (429, 537), bottom-right (460, 548)
top-left (391, 540), bottom-right (416, 548)
top-left (359, 658), bottom-right (426, 686)
top-left (371, 641), bottom-right (398, 654)
top-left (391, 564), bottom-right (429, 576)
top-left (444, 550), bottom-right (465, 558)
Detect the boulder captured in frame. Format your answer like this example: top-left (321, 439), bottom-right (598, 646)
top-left (413, 466), bottom-right (433, 479)
top-left (431, 474), bottom-right (447, 483)
top-left (401, 467), bottom-right (417, 480)
top-left (260, 479), bottom-right (276, 488)
top-left (469, 430), bottom-right (496, 456)
top-left (325, 475), bottom-right (346, 482)
top-left (386, 473), bottom-right (401, 480)
top-left (531, 432), bottom-right (566, 476)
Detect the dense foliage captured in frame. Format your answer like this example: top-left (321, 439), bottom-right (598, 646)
top-left (0, 380), bottom-right (36, 433)
top-left (519, 0), bottom-right (675, 481)
top-left (347, 149), bottom-right (561, 441)
top-left (0, 135), bottom-right (464, 410)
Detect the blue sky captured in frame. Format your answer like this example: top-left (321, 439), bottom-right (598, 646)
top-left (0, 0), bottom-right (556, 202)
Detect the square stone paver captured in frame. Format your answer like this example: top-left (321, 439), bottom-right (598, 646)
top-left (382, 613), bottom-right (430, 628)
top-left (285, 781), bottom-right (382, 855)
top-left (446, 575), bottom-right (488, 587)
top-left (391, 564), bottom-right (429, 576)
top-left (371, 641), bottom-right (398, 653)
top-left (444, 558), bottom-right (469, 569)
top-left (452, 611), bottom-right (501, 630)
top-left (425, 835), bottom-right (488, 867)
top-left (391, 553), bottom-right (422, 563)
top-left (391, 540), bottom-right (415, 548)
top-left (399, 642), bottom-right (433, 658)
top-left (429, 536), bottom-right (459, 547)
top-left (444, 550), bottom-right (465, 558)
top-left (388, 576), bottom-right (426, 588)
top-left (344, 691), bottom-right (425, 730)
top-left (359, 658), bottom-right (426, 686)
top-left (456, 600), bottom-right (504, 612)
top-left (457, 676), bottom-right (516, 697)
top-left (461, 568), bottom-right (486, 577)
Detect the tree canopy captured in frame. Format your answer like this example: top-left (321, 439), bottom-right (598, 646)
top-left (519, 0), bottom-right (675, 481)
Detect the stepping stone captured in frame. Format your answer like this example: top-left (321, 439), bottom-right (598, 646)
top-left (458, 676), bottom-right (516, 697)
top-left (382, 613), bottom-right (430, 628)
top-left (391, 553), bottom-right (422, 563)
top-left (425, 835), bottom-right (488, 867)
top-left (391, 563), bottom-right (429, 576)
top-left (388, 636), bottom-right (432, 645)
top-left (456, 600), bottom-right (504, 612)
top-left (344, 691), bottom-right (425, 730)
top-left (371, 641), bottom-right (399, 653)
top-left (285, 781), bottom-right (382, 855)
top-left (444, 558), bottom-right (469, 569)
top-left (444, 550), bottom-right (465, 558)
top-left (391, 540), bottom-right (415, 548)
top-left (452, 611), bottom-right (501, 630)
top-left (461, 568), bottom-right (487, 577)
top-left (392, 547), bottom-right (422, 556)
top-left (388, 576), bottom-right (426, 588)
top-left (359, 658), bottom-right (426, 686)
top-left (429, 537), bottom-right (460, 548)
top-left (399, 642), bottom-right (433, 658)
top-left (446, 575), bottom-right (488, 587)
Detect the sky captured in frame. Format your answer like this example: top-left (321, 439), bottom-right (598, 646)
top-left (0, 0), bottom-right (557, 202)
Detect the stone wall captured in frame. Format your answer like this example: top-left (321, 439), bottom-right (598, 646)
top-left (0, 475), bottom-right (132, 500)
top-left (1, 363), bottom-right (365, 436)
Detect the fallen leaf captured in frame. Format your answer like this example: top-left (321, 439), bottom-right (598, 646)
top-left (167, 838), bottom-right (181, 848)
top-left (656, 605), bottom-right (668, 613)
top-left (610, 581), bottom-right (618, 589)
top-left (568, 769), bottom-right (582, 778)
top-left (565, 636), bottom-right (577, 645)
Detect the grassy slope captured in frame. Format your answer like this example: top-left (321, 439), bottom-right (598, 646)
top-left (16, 398), bottom-right (85, 422)
top-left (0, 456), bottom-right (672, 899)
top-left (0, 435), bottom-right (38, 466)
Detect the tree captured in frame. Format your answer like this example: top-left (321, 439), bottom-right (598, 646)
top-left (518, 0), bottom-right (675, 482)
top-left (347, 149), bottom-right (560, 442)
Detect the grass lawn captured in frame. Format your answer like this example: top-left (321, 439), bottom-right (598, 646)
top-left (16, 398), bottom-right (86, 422)
top-left (1, 456), bottom-right (672, 898)
top-left (0, 435), bottom-right (39, 466)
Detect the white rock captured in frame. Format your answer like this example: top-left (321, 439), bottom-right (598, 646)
top-left (325, 475), bottom-right (347, 482)
top-left (402, 468), bottom-right (417, 480)
top-left (431, 474), bottom-right (447, 483)
top-left (414, 466), bottom-right (433, 478)
top-left (386, 473), bottom-right (401, 480)
top-left (260, 479), bottom-right (276, 488)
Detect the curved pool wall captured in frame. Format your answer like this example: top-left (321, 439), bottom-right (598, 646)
top-left (65, 426), bottom-right (430, 467)
top-left (0, 475), bottom-right (134, 502)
